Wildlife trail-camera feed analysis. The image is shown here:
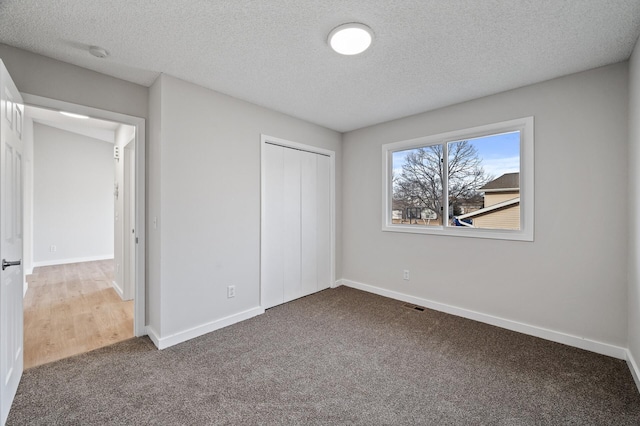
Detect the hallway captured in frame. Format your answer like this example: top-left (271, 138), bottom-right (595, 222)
top-left (24, 260), bottom-right (133, 369)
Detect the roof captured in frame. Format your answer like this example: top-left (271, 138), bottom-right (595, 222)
top-left (457, 197), bottom-right (520, 220)
top-left (479, 173), bottom-right (519, 192)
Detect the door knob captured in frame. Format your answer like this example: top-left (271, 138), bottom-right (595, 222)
top-left (2, 259), bottom-right (21, 271)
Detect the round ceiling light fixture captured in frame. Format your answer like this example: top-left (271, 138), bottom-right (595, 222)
top-left (89, 45), bottom-right (109, 59)
top-left (328, 23), bottom-right (373, 55)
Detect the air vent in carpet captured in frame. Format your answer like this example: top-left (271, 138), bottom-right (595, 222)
top-left (403, 303), bottom-right (426, 312)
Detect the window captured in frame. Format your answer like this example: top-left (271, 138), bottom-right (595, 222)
top-left (382, 117), bottom-right (534, 241)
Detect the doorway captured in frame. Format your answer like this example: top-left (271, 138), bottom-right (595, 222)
top-left (21, 97), bottom-right (145, 366)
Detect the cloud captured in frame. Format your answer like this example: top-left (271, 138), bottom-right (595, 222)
top-left (481, 156), bottom-right (520, 178)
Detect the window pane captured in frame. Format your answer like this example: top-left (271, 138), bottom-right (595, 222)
top-left (391, 146), bottom-right (443, 226)
top-left (447, 131), bottom-right (520, 230)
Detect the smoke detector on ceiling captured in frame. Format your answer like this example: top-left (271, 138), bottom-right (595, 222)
top-left (89, 46), bottom-right (109, 59)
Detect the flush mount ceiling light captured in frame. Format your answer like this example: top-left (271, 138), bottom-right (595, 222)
top-left (89, 45), bottom-right (109, 58)
top-left (60, 111), bottom-right (90, 119)
top-left (328, 23), bottom-right (373, 55)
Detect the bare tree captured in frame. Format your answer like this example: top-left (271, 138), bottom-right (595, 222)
top-left (393, 141), bottom-right (492, 219)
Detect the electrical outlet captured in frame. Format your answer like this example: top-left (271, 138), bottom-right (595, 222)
top-left (227, 285), bottom-right (236, 298)
top-left (50, 245), bottom-right (57, 252)
top-left (403, 270), bottom-right (410, 280)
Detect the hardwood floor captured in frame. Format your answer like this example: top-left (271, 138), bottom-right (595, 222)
top-left (24, 260), bottom-right (133, 369)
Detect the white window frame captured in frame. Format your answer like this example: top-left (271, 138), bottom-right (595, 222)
top-left (382, 116), bottom-right (534, 241)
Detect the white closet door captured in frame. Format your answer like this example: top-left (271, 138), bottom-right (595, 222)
top-left (316, 154), bottom-right (331, 290)
top-left (300, 150), bottom-right (317, 297)
top-left (262, 139), bottom-right (332, 309)
top-left (282, 148), bottom-right (302, 303)
top-left (262, 144), bottom-right (285, 309)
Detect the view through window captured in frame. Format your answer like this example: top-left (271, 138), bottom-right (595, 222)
top-left (391, 131), bottom-right (521, 230)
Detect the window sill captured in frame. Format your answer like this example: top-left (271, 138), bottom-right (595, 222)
top-left (382, 224), bottom-right (533, 242)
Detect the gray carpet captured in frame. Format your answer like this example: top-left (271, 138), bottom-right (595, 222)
top-left (7, 286), bottom-right (640, 425)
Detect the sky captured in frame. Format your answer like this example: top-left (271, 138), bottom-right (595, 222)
top-left (392, 131), bottom-right (520, 180)
top-left (464, 131), bottom-right (520, 178)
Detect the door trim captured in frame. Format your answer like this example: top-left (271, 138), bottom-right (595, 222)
top-left (260, 134), bottom-right (336, 308)
top-left (123, 136), bottom-right (136, 301)
top-left (22, 93), bottom-right (147, 337)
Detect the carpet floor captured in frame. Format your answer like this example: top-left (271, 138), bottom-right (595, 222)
top-left (7, 286), bottom-right (640, 425)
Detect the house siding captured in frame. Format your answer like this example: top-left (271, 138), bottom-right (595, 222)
top-left (484, 191), bottom-right (519, 206)
top-left (473, 204), bottom-right (520, 230)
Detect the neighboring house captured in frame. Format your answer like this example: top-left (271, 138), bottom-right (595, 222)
top-left (456, 172), bottom-right (520, 230)
top-left (391, 201), bottom-right (440, 225)
top-left (451, 194), bottom-right (483, 215)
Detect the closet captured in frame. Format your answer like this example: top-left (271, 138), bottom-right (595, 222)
top-left (261, 138), bottom-right (332, 309)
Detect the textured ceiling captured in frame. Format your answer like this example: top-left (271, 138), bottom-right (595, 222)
top-left (2, 1), bottom-right (640, 132)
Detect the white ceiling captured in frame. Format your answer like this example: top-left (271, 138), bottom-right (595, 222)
top-left (2, 1), bottom-right (640, 132)
top-left (25, 105), bottom-right (120, 143)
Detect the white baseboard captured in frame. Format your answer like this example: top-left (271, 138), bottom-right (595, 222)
top-left (146, 307), bottom-right (265, 350)
top-left (33, 254), bottom-right (114, 268)
top-left (146, 325), bottom-right (161, 349)
top-left (342, 279), bottom-right (627, 360)
top-left (332, 279), bottom-right (344, 288)
top-left (111, 280), bottom-right (124, 300)
top-left (626, 349), bottom-right (640, 393)
top-left (23, 280), bottom-right (28, 298)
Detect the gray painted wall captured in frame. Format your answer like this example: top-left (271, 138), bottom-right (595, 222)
top-left (629, 39), bottom-right (640, 367)
top-left (33, 123), bottom-right (114, 264)
top-left (0, 44), bottom-right (147, 119)
top-left (342, 62), bottom-right (629, 347)
top-left (148, 74), bottom-right (342, 339)
top-left (3, 43), bottom-right (637, 363)
top-left (147, 75), bottom-right (162, 332)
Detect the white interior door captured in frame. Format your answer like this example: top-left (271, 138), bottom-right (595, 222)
top-left (261, 138), bottom-right (333, 309)
top-left (0, 60), bottom-right (24, 426)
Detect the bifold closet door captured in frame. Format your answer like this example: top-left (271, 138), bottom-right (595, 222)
top-left (282, 148), bottom-right (302, 302)
top-left (299, 150), bottom-right (332, 298)
top-left (262, 143), bottom-right (331, 309)
top-left (315, 153), bottom-right (331, 291)
top-left (262, 143), bottom-right (284, 309)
